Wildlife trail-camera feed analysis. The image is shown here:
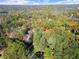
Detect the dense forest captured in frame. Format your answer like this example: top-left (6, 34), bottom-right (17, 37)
top-left (0, 5), bottom-right (79, 59)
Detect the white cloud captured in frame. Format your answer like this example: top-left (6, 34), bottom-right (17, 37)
top-left (0, 0), bottom-right (36, 5)
top-left (55, 0), bottom-right (79, 4)
top-left (0, 0), bottom-right (79, 5)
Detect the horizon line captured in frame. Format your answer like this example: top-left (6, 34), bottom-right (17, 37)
top-left (0, 4), bottom-right (79, 5)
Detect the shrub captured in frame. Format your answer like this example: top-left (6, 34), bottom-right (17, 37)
top-left (3, 40), bottom-right (28, 59)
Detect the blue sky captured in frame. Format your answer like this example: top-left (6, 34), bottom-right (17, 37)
top-left (0, 0), bottom-right (79, 5)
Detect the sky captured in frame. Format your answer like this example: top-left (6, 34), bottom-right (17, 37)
top-left (0, 0), bottom-right (79, 5)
